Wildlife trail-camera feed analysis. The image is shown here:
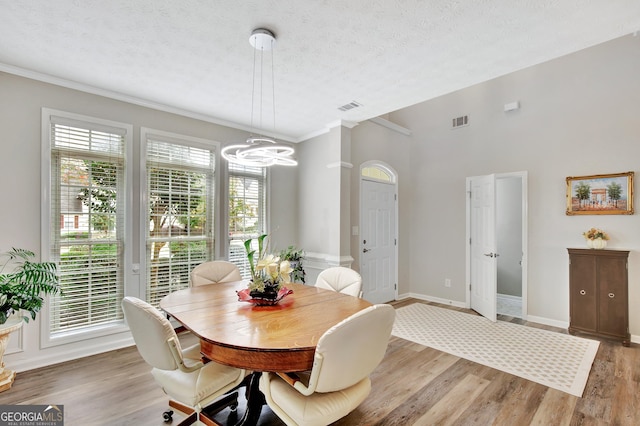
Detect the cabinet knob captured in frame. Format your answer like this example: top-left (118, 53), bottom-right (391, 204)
top-left (608, 293), bottom-right (615, 298)
top-left (579, 289), bottom-right (586, 296)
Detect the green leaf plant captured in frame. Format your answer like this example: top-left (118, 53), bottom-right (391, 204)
top-left (0, 248), bottom-right (60, 324)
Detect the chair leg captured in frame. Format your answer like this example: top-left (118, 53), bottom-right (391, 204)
top-left (167, 400), bottom-right (198, 426)
top-left (169, 399), bottom-right (195, 415)
top-left (200, 391), bottom-right (239, 425)
top-left (198, 412), bottom-right (222, 426)
top-left (166, 391), bottom-right (239, 426)
top-left (175, 412), bottom-right (198, 426)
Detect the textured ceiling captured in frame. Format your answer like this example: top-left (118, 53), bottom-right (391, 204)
top-left (1, 1), bottom-right (639, 141)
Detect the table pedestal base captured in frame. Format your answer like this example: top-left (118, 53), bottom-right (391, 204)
top-left (235, 372), bottom-right (265, 426)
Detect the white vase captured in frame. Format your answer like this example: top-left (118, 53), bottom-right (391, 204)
top-left (0, 316), bottom-right (23, 393)
top-left (586, 238), bottom-right (607, 249)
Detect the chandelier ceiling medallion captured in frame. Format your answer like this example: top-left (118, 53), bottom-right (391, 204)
top-left (221, 28), bottom-right (297, 167)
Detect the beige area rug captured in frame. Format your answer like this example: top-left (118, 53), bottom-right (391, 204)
top-left (392, 303), bottom-right (600, 397)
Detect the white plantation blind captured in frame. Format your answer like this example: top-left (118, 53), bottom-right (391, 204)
top-left (49, 117), bottom-right (126, 335)
top-left (145, 134), bottom-right (216, 307)
top-left (228, 163), bottom-right (266, 278)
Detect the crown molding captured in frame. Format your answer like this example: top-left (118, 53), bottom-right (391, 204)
top-left (368, 116), bottom-right (412, 135)
top-left (326, 161), bottom-right (353, 169)
top-left (0, 63), bottom-right (300, 143)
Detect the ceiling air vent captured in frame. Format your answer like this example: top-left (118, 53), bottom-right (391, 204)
top-left (451, 115), bottom-right (469, 129)
top-left (338, 101), bottom-right (362, 112)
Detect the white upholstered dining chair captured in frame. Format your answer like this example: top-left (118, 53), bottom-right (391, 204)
top-left (190, 260), bottom-right (242, 287)
top-left (122, 296), bottom-right (247, 425)
top-left (315, 266), bottom-right (363, 298)
top-left (259, 304), bottom-right (395, 426)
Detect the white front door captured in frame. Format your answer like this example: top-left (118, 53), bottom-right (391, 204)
top-left (468, 174), bottom-right (497, 321)
top-left (360, 179), bottom-right (396, 304)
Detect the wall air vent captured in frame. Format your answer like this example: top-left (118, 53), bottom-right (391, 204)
top-left (338, 101), bottom-right (362, 112)
top-left (451, 115), bottom-right (469, 129)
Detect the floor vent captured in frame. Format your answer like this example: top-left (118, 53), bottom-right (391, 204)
top-left (452, 115), bottom-right (469, 129)
top-left (338, 101), bottom-right (362, 112)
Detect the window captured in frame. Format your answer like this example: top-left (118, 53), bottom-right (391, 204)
top-left (361, 164), bottom-right (394, 183)
top-left (142, 129), bottom-right (217, 306)
top-left (228, 163), bottom-right (267, 277)
top-left (44, 110), bottom-right (131, 344)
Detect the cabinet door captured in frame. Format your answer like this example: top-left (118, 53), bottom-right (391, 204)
top-left (569, 255), bottom-right (597, 332)
top-left (597, 256), bottom-right (628, 337)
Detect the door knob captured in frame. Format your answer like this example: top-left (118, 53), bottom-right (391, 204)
top-left (363, 248), bottom-right (371, 253)
top-left (484, 253), bottom-right (495, 258)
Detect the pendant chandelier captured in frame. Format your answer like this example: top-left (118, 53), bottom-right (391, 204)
top-left (221, 28), bottom-right (297, 167)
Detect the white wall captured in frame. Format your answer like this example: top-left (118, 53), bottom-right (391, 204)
top-left (296, 126), bottom-right (354, 283)
top-left (365, 34), bottom-right (639, 337)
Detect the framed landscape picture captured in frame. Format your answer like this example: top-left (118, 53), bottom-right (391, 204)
top-left (566, 171), bottom-right (634, 215)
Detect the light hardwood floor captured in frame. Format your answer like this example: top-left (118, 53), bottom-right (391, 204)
top-left (2, 299), bottom-right (638, 425)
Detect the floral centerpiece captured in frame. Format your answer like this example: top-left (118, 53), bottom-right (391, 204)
top-left (583, 227), bottom-right (609, 249)
top-left (237, 234), bottom-right (293, 305)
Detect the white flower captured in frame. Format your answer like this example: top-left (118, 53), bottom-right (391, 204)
top-left (279, 260), bottom-right (292, 283)
top-left (244, 234), bottom-right (293, 292)
top-left (257, 254), bottom-right (278, 272)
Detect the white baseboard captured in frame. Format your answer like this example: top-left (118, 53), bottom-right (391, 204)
top-left (399, 292), bottom-right (568, 329)
top-left (398, 292), bottom-right (467, 309)
top-left (525, 315), bottom-right (569, 329)
top-left (8, 335), bottom-right (134, 373)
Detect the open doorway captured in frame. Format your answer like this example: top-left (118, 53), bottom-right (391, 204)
top-left (496, 175), bottom-right (525, 318)
top-left (466, 171), bottom-right (527, 321)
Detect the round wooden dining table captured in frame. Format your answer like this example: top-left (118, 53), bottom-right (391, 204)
top-left (160, 280), bottom-right (371, 371)
top-left (160, 280), bottom-right (372, 425)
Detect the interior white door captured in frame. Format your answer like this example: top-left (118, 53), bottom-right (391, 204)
top-left (360, 179), bottom-right (396, 304)
top-left (469, 174), bottom-right (497, 321)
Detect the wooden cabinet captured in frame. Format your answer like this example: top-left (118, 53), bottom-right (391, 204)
top-left (568, 248), bottom-right (630, 346)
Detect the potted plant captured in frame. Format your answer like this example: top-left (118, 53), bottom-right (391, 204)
top-left (0, 247), bottom-right (60, 325)
top-left (582, 227), bottom-right (609, 249)
top-left (279, 245), bottom-right (306, 284)
top-left (0, 247), bottom-right (59, 391)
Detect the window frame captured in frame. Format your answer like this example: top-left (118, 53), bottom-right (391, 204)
top-left (40, 108), bottom-right (133, 348)
top-left (226, 163), bottom-right (269, 278)
top-left (139, 128), bottom-right (221, 302)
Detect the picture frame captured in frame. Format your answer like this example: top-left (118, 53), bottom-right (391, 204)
top-left (566, 171), bottom-right (634, 215)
